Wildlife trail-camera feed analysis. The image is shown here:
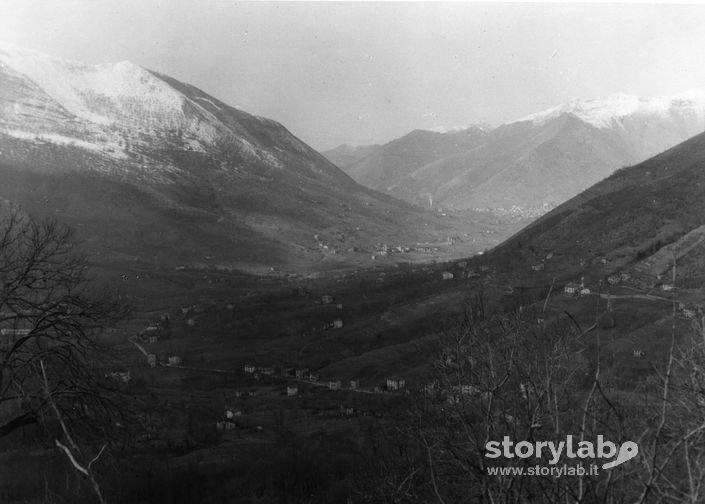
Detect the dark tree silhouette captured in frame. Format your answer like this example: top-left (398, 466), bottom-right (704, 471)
top-left (0, 204), bottom-right (123, 442)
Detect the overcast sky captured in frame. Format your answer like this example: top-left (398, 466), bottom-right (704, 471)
top-left (3, 1), bottom-right (705, 150)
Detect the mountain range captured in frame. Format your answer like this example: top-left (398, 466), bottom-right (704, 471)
top-left (325, 91), bottom-right (705, 217)
top-left (0, 43), bottom-right (459, 272)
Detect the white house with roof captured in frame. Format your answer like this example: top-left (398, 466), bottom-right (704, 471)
top-left (564, 277), bottom-right (586, 296)
top-left (167, 355), bottom-right (182, 366)
top-left (563, 283), bottom-right (580, 296)
top-left (386, 378), bottom-right (406, 391)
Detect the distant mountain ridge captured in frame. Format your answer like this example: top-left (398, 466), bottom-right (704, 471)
top-left (0, 43), bottom-right (450, 272)
top-left (326, 125), bottom-right (491, 206)
top-left (329, 90), bottom-right (705, 216)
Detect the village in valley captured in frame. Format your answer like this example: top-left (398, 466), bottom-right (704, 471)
top-left (90, 234), bottom-right (705, 459)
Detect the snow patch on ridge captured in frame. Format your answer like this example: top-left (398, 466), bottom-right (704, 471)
top-left (1, 128), bottom-right (128, 159)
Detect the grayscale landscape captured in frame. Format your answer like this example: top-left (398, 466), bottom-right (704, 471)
top-left (2, 2), bottom-right (705, 503)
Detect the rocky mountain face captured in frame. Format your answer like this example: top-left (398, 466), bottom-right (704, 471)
top-left (0, 44), bottom-right (442, 272)
top-left (332, 91), bottom-right (705, 217)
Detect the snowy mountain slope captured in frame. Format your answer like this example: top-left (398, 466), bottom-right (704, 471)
top-left (0, 42), bottom-right (341, 182)
top-left (0, 44), bottom-right (454, 272)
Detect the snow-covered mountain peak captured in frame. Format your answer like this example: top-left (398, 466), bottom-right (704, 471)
top-left (512, 90), bottom-right (705, 129)
top-left (0, 43), bottom-right (335, 180)
top-left (0, 42), bottom-right (186, 125)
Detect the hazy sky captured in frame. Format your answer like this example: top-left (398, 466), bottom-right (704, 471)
top-left (3, 1), bottom-right (705, 150)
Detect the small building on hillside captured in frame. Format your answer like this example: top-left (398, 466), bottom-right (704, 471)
top-left (295, 368), bottom-right (309, 379)
top-left (563, 283), bottom-right (580, 296)
top-left (607, 275), bottom-right (620, 285)
top-left (331, 319), bottom-right (343, 329)
top-left (287, 385), bottom-right (299, 397)
top-left (167, 355), bottom-right (182, 366)
top-left (329, 380), bottom-right (342, 391)
top-left (147, 354), bottom-right (157, 368)
top-left (386, 378), bottom-right (406, 391)
top-left (216, 420), bottom-right (237, 432)
top-left (225, 409), bottom-right (242, 419)
top-left (442, 271), bottom-right (454, 280)
top-left (0, 328), bottom-right (31, 337)
top-left (322, 295), bottom-right (334, 304)
top-left (350, 379), bottom-right (360, 390)
top-left (532, 263), bottom-right (545, 272)
top-left (243, 364), bottom-right (256, 373)
top-left (107, 370), bottom-right (131, 383)
top-left (661, 284), bottom-right (674, 292)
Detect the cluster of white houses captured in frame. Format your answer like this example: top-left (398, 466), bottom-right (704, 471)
top-left (421, 382), bottom-right (488, 404)
top-left (563, 273), bottom-right (638, 297)
top-left (243, 363), bottom-right (408, 395)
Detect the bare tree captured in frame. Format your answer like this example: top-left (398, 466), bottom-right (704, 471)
top-left (41, 359), bottom-right (108, 504)
top-left (395, 297), bottom-right (643, 503)
top-left (634, 259), bottom-right (705, 503)
top-left (0, 204), bottom-right (123, 443)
